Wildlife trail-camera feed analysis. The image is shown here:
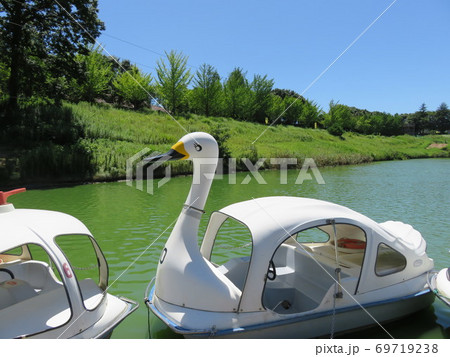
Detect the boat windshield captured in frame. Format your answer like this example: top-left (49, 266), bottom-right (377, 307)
top-left (205, 217), bottom-right (253, 292)
top-left (209, 218), bottom-right (252, 265)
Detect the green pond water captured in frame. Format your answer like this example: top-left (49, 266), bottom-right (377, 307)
top-left (9, 158), bottom-right (450, 339)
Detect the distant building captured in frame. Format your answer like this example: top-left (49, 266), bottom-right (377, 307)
top-left (151, 105), bottom-right (167, 113)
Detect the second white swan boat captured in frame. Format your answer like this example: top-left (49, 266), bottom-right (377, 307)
top-left (0, 188), bottom-right (138, 339)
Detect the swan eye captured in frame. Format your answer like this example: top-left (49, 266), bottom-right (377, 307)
top-left (194, 143), bottom-right (202, 152)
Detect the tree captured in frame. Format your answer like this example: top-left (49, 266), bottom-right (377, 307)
top-left (113, 66), bottom-right (152, 109)
top-left (270, 88), bottom-right (319, 127)
top-left (155, 50), bottom-right (192, 115)
top-left (323, 101), bottom-right (352, 136)
top-left (354, 112), bottom-right (373, 134)
top-left (75, 46), bottom-right (113, 102)
top-left (382, 113), bottom-right (404, 136)
top-left (365, 111), bottom-right (403, 136)
top-left (281, 96), bottom-right (303, 125)
top-left (251, 74), bottom-right (274, 123)
top-left (0, 0), bottom-right (104, 107)
top-left (271, 88), bottom-right (304, 100)
top-left (190, 63), bottom-right (222, 116)
top-left (299, 100), bottom-right (320, 128)
top-left (223, 67), bottom-right (252, 120)
top-left (0, 61), bottom-right (8, 96)
top-left (266, 94), bottom-right (284, 123)
top-left (433, 102), bottom-right (450, 133)
top-left (411, 103), bottom-right (428, 135)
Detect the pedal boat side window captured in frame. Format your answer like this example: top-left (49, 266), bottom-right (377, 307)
top-left (54, 234), bottom-right (108, 311)
top-left (375, 243), bottom-right (407, 277)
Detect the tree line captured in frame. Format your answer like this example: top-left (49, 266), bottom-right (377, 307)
top-left (1, 0), bottom-right (449, 137)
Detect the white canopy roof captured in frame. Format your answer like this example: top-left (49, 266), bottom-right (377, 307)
top-left (218, 196), bottom-right (377, 243)
top-left (0, 204), bottom-right (92, 252)
top-left (204, 196), bottom-right (428, 259)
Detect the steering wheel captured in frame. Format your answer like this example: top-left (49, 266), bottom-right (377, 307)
top-left (0, 268), bottom-right (15, 281)
top-left (267, 260), bottom-right (277, 281)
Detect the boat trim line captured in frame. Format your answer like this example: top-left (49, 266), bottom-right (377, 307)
top-left (146, 285), bottom-right (432, 337)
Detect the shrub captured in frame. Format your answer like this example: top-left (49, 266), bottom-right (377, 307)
top-left (113, 66), bottom-right (153, 109)
top-left (327, 122), bottom-right (345, 137)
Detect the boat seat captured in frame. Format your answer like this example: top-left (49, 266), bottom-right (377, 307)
top-left (0, 284), bottom-right (15, 309)
top-left (218, 256), bottom-right (250, 291)
top-left (0, 279), bottom-right (38, 310)
top-left (295, 275), bottom-right (330, 303)
top-left (312, 245), bottom-right (364, 269)
top-left (0, 278), bottom-right (103, 338)
top-left (2, 260), bottom-right (61, 292)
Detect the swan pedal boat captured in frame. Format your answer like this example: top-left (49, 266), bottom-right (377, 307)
top-left (429, 267), bottom-right (450, 307)
top-left (0, 188), bottom-right (138, 339)
top-left (144, 132), bottom-right (437, 338)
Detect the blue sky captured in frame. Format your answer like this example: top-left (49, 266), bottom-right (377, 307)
top-left (97, 0), bottom-right (450, 114)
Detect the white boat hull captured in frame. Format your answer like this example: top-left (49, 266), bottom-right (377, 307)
top-left (148, 288), bottom-right (434, 339)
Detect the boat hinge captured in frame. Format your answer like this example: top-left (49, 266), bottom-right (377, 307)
top-left (183, 204), bottom-right (205, 214)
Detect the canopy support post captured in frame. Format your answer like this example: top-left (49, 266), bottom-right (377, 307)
top-left (328, 219), bottom-right (343, 298)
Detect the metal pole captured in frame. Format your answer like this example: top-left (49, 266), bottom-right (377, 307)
top-left (328, 219), bottom-right (343, 298)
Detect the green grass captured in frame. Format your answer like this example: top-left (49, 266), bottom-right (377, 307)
top-left (2, 101), bottom-right (448, 185)
top-left (66, 102), bottom-right (449, 181)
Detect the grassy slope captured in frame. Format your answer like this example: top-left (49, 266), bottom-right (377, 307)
top-left (69, 102), bottom-right (450, 180)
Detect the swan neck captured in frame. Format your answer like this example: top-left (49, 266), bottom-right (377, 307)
top-left (184, 157), bottom-right (217, 211)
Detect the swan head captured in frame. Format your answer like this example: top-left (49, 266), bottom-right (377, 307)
top-left (144, 132), bottom-right (218, 163)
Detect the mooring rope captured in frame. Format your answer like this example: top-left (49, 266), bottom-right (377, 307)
top-left (213, 242), bottom-right (252, 251)
top-left (72, 265), bottom-right (99, 271)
